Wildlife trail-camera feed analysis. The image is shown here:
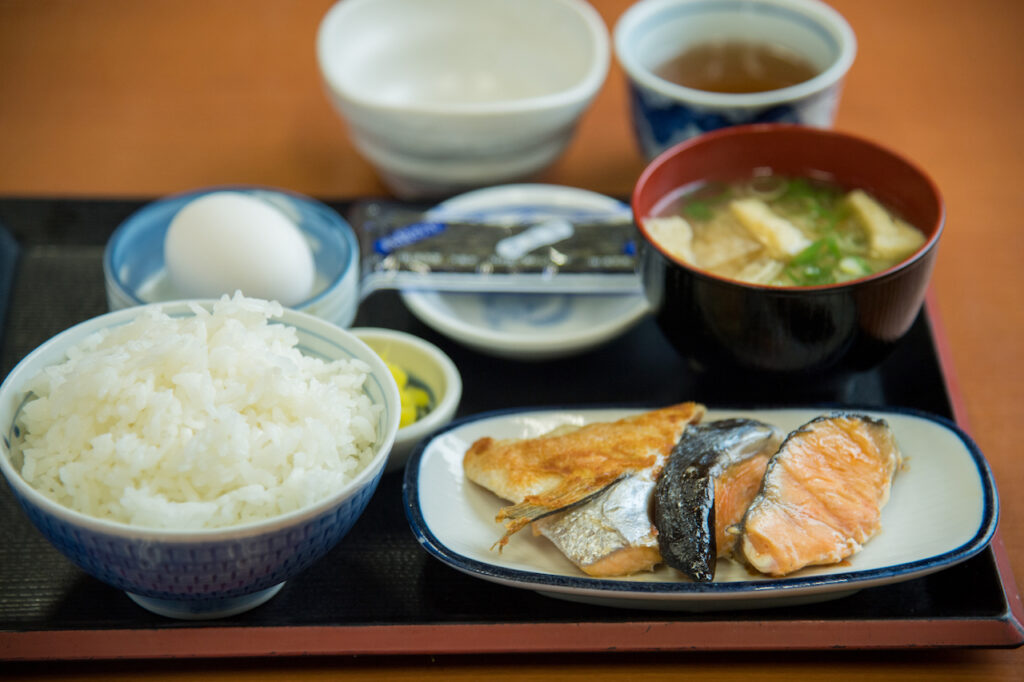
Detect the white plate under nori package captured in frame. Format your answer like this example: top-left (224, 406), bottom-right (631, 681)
top-left (398, 184), bottom-right (649, 361)
top-left (402, 406), bottom-right (998, 611)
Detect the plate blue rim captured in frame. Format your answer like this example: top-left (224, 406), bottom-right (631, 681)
top-left (401, 403), bottom-right (999, 599)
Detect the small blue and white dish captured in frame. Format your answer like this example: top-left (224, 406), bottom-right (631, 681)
top-left (404, 405), bottom-right (997, 611)
top-left (0, 302), bottom-right (400, 619)
top-left (103, 186), bottom-right (361, 327)
top-left (400, 184), bottom-right (650, 361)
top-left (614, 0), bottom-right (857, 159)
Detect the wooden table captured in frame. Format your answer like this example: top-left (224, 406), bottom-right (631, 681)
top-left (1, 0), bottom-right (1021, 679)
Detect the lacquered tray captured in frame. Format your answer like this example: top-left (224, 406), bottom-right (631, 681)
top-left (0, 197), bottom-right (1021, 661)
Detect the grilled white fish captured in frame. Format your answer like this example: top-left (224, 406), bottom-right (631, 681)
top-left (463, 403), bottom-right (705, 550)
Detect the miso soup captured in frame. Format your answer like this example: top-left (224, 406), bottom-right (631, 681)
top-left (644, 174), bottom-right (926, 287)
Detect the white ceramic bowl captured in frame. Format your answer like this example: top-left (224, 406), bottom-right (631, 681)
top-left (104, 186), bottom-right (361, 328)
top-left (400, 184), bottom-right (650, 361)
top-left (614, 0), bottom-right (857, 159)
top-left (316, 0), bottom-right (610, 198)
top-left (352, 328), bottom-right (462, 473)
top-left (0, 301), bottom-right (400, 619)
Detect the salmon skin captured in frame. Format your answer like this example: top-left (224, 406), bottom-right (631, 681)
top-left (653, 419), bottom-right (784, 582)
top-left (736, 412), bottom-right (902, 577)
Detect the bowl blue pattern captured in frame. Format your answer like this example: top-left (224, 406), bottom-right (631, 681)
top-left (8, 464), bottom-right (383, 616)
top-left (0, 302), bottom-right (400, 619)
top-left (628, 84), bottom-right (804, 159)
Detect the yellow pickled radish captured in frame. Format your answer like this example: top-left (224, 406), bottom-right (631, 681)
top-left (400, 403), bottom-right (418, 428)
top-left (387, 362), bottom-right (408, 390)
top-left (384, 360), bottom-right (433, 428)
top-left (407, 386), bottom-right (428, 406)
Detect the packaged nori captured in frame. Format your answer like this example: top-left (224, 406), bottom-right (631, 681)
top-left (349, 201), bottom-right (643, 298)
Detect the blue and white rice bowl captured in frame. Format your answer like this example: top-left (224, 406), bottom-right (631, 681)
top-left (0, 301), bottom-right (400, 619)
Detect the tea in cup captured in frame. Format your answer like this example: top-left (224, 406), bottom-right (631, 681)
top-left (614, 0), bottom-right (856, 159)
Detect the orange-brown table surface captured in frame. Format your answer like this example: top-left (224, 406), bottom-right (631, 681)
top-left (2, 0), bottom-right (1022, 679)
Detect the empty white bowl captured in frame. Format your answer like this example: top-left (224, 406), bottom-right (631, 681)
top-left (351, 328), bottom-right (462, 472)
top-left (316, 0), bottom-right (610, 198)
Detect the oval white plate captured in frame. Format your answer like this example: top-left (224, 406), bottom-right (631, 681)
top-left (403, 406), bottom-right (998, 611)
top-left (399, 185), bottom-right (649, 361)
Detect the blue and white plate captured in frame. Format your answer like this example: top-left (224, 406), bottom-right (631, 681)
top-left (403, 405), bottom-right (998, 611)
top-left (399, 185), bottom-right (649, 361)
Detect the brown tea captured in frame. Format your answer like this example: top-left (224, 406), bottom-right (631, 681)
top-left (655, 41), bottom-right (818, 94)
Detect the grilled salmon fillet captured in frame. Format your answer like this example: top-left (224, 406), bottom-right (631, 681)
top-left (715, 450), bottom-right (774, 556)
top-left (653, 418), bottom-right (783, 581)
top-left (736, 413), bottom-right (902, 576)
top-left (464, 402), bottom-right (705, 543)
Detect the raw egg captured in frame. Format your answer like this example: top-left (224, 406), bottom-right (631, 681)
top-left (164, 192), bottom-right (316, 306)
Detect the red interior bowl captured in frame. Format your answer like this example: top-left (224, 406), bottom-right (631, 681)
top-left (632, 123), bottom-right (944, 376)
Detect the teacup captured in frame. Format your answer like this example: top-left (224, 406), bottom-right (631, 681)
top-left (614, 0), bottom-right (857, 159)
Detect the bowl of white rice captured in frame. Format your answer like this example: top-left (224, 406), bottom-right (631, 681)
top-left (0, 294), bottom-right (400, 619)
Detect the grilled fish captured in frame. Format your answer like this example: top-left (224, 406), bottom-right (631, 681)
top-left (532, 468), bottom-right (662, 577)
top-left (736, 412), bottom-right (902, 576)
top-left (463, 402), bottom-right (705, 547)
top-left (653, 418), bottom-right (785, 581)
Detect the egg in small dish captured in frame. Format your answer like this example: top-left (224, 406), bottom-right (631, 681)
top-left (104, 186), bottom-right (360, 328)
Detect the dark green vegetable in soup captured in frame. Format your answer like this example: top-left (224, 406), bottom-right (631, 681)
top-left (644, 174), bottom-right (926, 286)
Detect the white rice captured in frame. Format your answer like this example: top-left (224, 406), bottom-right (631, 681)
top-left (17, 294), bottom-right (379, 530)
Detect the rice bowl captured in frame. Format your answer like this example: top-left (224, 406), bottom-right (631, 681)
top-left (0, 296), bottom-right (401, 619)
top-left (17, 294), bottom-right (379, 529)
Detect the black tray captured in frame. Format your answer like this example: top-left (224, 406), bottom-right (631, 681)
top-left (0, 197), bottom-right (1021, 660)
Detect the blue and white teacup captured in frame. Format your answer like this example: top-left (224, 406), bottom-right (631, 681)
top-left (614, 0), bottom-right (856, 159)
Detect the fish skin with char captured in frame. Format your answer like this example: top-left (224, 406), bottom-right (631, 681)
top-left (736, 412), bottom-right (902, 577)
top-left (653, 418), bottom-right (785, 582)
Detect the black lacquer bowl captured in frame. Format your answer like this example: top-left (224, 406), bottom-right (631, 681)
top-left (632, 124), bottom-right (944, 378)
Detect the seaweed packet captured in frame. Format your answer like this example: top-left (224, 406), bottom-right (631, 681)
top-left (350, 201), bottom-right (643, 299)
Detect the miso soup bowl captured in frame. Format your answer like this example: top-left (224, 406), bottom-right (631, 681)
top-left (632, 124), bottom-right (944, 377)
top-left (0, 302), bottom-right (401, 620)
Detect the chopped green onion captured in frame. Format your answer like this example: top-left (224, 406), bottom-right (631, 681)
top-left (784, 237), bottom-right (842, 285)
top-left (838, 256), bottom-right (872, 277)
top-left (683, 201), bottom-right (714, 220)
